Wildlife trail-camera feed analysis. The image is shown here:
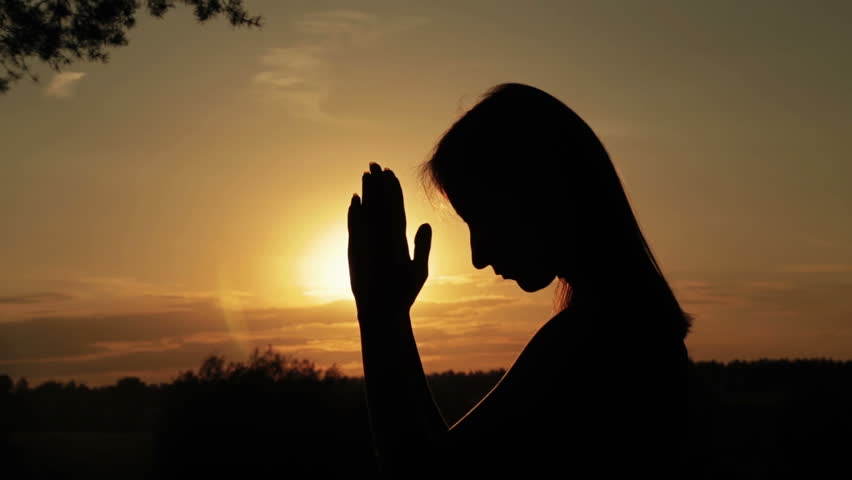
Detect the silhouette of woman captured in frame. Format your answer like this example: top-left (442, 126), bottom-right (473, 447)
top-left (348, 83), bottom-right (691, 478)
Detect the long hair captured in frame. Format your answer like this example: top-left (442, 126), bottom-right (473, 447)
top-left (420, 83), bottom-right (692, 340)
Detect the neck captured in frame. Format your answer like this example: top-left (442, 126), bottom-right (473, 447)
top-left (559, 251), bottom-right (652, 314)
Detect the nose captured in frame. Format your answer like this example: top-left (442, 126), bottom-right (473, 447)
top-left (470, 227), bottom-right (490, 270)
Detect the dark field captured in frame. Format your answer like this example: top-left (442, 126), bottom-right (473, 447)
top-left (2, 350), bottom-right (851, 479)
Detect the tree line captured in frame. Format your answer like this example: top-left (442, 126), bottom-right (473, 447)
top-left (2, 351), bottom-right (852, 478)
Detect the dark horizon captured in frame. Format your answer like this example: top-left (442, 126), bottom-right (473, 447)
top-left (3, 349), bottom-right (851, 478)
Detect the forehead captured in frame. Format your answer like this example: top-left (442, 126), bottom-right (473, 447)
top-left (444, 181), bottom-right (517, 226)
top-left (444, 183), bottom-right (480, 222)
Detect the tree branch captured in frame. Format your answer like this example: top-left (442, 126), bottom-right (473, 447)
top-left (0, 0), bottom-right (261, 94)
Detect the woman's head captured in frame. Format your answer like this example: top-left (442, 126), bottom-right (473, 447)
top-left (420, 83), bottom-right (691, 338)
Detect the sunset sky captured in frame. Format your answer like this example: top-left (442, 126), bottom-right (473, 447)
top-left (2, 0), bottom-right (851, 385)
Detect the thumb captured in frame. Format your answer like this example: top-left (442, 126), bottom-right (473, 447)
top-left (412, 223), bottom-right (432, 286)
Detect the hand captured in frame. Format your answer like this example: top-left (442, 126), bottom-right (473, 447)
top-left (348, 163), bottom-right (432, 325)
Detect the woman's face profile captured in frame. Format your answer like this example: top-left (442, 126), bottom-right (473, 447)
top-left (447, 180), bottom-right (559, 293)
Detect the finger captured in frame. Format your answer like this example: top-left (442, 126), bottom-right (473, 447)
top-left (348, 193), bottom-right (362, 240)
top-left (364, 168), bottom-right (392, 261)
top-left (384, 169), bottom-right (409, 261)
top-left (348, 194), bottom-right (364, 282)
top-left (385, 168), bottom-right (407, 230)
top-left (363, 169), bottom-right (379, 233)
top-left (361, 171), bottom-right (370, 208)
top-left (412, 223), bottom-right (432, 287)
top-left (369, 162), bottom-right (382, 175)
top-left (364, 165), bottom-right (383, 212)
top-left (364, 170), bottom-right (384, 247)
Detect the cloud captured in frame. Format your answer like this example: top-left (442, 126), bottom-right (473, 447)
top-left (44, 72), bottom-right (86, 98)
top-left (670, 279), bottom-right (745, 308)
top-left (782, 264), bottom-right (852, 273)
top-left (671, 277), bottom-right (832, 312)
top-left (0, 299), bottom-right (327, 364)
top-left (254, 45), bottom-right (333, 121)
top-left (0, 292), bottom-right (72, 305)
top-left (804, 238), bottom-right (852, 250)
top-left (413, 295), bottom-right (517, 318)
top-left (430, 274), bottom-right (479, 286)
top-left (252, 9), bottom-right (429, 122)
top-left (0, 300), bottom-right (358, 384)
top-left (7, 271), bottom-right (851, 386)
top-left (0, 275), bottom-right (258, 323)
top-left (0, 290), bottom-right (555, 386)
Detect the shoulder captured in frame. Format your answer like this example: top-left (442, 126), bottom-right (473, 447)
top-left (521, 302), bottom-right (687, 390)
top-left (447, 308), bottom-right (578, 433)
top-left (444, 304), bottom-right (686, 474)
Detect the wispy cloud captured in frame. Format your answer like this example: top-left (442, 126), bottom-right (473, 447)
top-left (804, 238), bottom-right (852, 250)
top-left (254, 45), bottom-right (333, 121)
top-left (672, 278), bottom-right (809, 311)
top-left (783, 264), bottom-right (852, 273)
top-left (670, 279), bottom-right (743, 307)
top-left (0, 291), bottom-right (551, 385)
top-left (252, 9), bottom-right (429, 122)
top-left (0, 292), bottom-right (72, 305)
top-left (44, 72), bottom-right (86, 98)
top-left (6, 272), bottom-right (852, 385)
top-left (430, 274), bottom-right (479, 286)
top-left (0, 275), bottom-right (258, 323)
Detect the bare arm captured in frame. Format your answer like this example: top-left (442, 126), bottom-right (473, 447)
top-left (358, 308), bottom-right (449, 473)
top-left (348, 163), bottom-right (449, 473)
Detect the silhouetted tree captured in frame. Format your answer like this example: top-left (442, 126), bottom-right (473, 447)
top-left (0, 374), bottom-right (11, 396)
top-left (3, 357), bottom-right (852, 477)
top-left (116, 376), bottom-right (146, 392)
top-left (13, 377), bottom-right (28, 394)
top-left (0, 0), bottom-right (261, 93)
top-left (0, 374), bottom-right (11, 434)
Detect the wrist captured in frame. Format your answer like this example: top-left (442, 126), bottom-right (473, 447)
top-left (357, 302), bottom-right (409, 323)
top-left (358, 307), bottom-right (411, 341)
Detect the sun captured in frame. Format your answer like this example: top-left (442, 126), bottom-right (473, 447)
top-left (300, 223), bottom-right (353, 302)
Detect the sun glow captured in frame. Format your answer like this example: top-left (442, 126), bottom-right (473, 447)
top-left (300, 223), bottom-right (353, 302)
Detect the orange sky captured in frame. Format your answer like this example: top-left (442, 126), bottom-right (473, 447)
top-left (1, 1), bottom-right (851, 385)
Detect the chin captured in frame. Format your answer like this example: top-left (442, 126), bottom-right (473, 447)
top-left (515, 273), bottom-right (555, 293)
